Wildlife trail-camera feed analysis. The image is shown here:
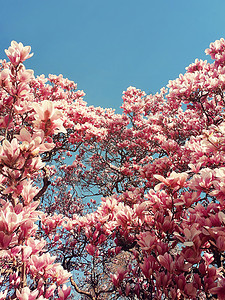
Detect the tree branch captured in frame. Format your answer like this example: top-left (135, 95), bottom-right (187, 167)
top-left (33, 167), bottom-right (51, 202)
top-left (70, 277), bottom-right (96, 300)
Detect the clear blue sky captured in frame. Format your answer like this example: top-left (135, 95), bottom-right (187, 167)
top-left (1, 0), bottom-right (225, 111)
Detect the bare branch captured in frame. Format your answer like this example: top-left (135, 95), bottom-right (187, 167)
top-left (33, 167), bottom-right (51, 202)
top-left (70, 277), bottom-right (96, 300)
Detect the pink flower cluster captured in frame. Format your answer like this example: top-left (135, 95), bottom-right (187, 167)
top-left (1, 38), bottom-right (225, 299)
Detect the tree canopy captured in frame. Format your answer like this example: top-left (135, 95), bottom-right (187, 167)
top-left (0, 39), bottom-right (225, 299)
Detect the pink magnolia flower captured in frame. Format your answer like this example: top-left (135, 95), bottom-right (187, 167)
top-left (210, 168), bottom-right (225, 203)
top-left (210, 278), bottom-right (225, 300)
top-left (45, 284), bottom-right (56, 298)
top-left (21, 245), bottom-right (33, 262)
top-left (0, 231), bottom-right (13, 249)
top-left (111, 267), bottom-right (127, 287)
top-left (0, 138), bottom-right (21, 167)
top-left (47, 264), bottom-right (71, 285)
top-left (0, 69), bottom-right (11, 87)
top-left (0, 203), bottom-right (23, 234)
top-left (175, 225), bottom-right (201, 247)
top-left (140, 256), bottom-right (159, 279)
top-left (5, 41), bottom-right (33, 66)
top-left (57, 284), bottom-right (71, 300)
top-left (182, 226), bottom-right (201, 247)
top-left (157, 253), bottom-right (175, 273)
top-left (17, 128), bottom-right (55, 155)
top-left (216, 234), bottom-right (225, 251)
top-left (184, 282), bottom-right (197, 298)
top-left (175, 255), bottom-right (192, 272)
top-left (30, 253), bottom-right (56, 274)
top-left (181, 246), bottom-right (202, 264)
top-left (137, 231), bottom-right (156, 252)
top-left (32, 100), bottom-right (66, 135)
top-left (178, 191), bottom-right (200, 208)
top-left (188, 162), bottom-right (203, 173)
top-left (154, 171), bottom-right (188, 191)
top-left (16, 287), bottom-right (39, 300)
top-left (11, 82), bottom-right (30, 98)
top-left (41, 213), bottom-right (64, 234)
top-left (115, 204), bottom-right (135, 228)
top-left (206, 38), bottom-right (225, 67)
top-left (203, 253), bottom-right (214, 266)
top-left (189, 168), bottom-right (214, 192)
top-left (17, 67), bottom-right (34, 83)
top-left (20, 219), bottom-right (38, 241)
top-left (25, 156), bottom-right (45, 174)
top-left (26, 238), bottom-right (46, 255)
top-left (155, 271), bottom-right (172, 289)
top-left (121, 86), bottom-right (146, 115)
top-left (86, 243), bottom-right (96, 256)
top-left (21, 180), bottom-right (39, 205)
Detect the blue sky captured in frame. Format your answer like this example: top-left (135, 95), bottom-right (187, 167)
top-left (1, 0), bottom-right (225, 112)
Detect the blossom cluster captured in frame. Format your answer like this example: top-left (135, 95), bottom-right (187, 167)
top-left (1, 39), bottom-right (225, 299)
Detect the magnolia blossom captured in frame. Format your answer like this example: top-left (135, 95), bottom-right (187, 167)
top-left (0, 138), bottom-right (21, 166)
top-left (16, 128), bottom-right (55, 155)
top-left (58, 285), bottom-right (71, 300)
top-left (33, 100), bottom-right (66, 135)
top-left (5, 41), bottom-right (33, 66)
top-left (154, 171), bottom-right (188, 191)
top-left (16, 287), bottom-right (40, 300)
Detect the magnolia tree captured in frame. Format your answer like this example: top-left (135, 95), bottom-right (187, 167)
top-left (0, 39), bottom-right (225, 299)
